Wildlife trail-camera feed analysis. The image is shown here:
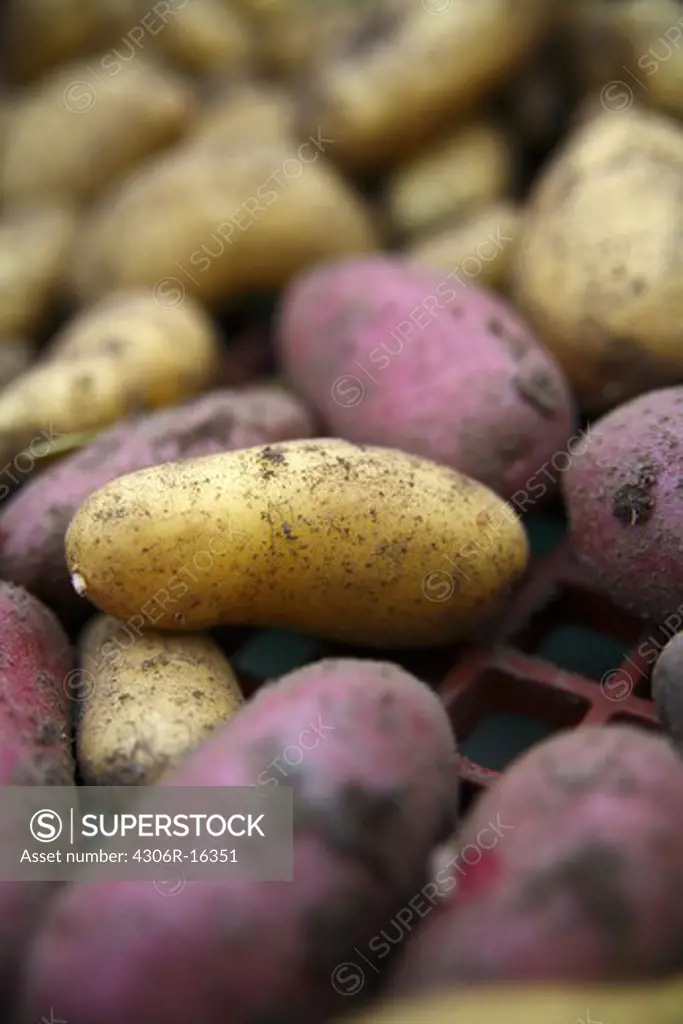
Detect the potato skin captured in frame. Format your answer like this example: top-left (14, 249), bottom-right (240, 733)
top-left (0, 206), bottom-right (76, 338)
top-left (65, 438), bottom-right (529, 646)
top-left (651, 631), bottom-right (683, 756)
top-left (0, 581), bottom-right (75, 1015)
top-left (188, 81), bottom-right (296, 149)
top-left (405, 201), bottom-right (522, 293)
top-left (561, 386), bottom-right (683, 625)
top-left (0, 339), bottom-right (35, 389)
top-left (68, 139), bottom-right (380, 306)
top-left (148, 0), bottom-right (254, 76)
top-left (2, 56), bottom-right (194, 208)
top-left (17, 657), bottom-right (458, 1024)
top-left (0, 288), bottom-right (220, 460)
top-left (342, 980), bottom-right (683, 1024)
top-left (0, 385), bottom-right (313, 609)
top-left (386, 725), bottom-right (683, 993)
top-left (301, 0), bottom-right (551, 170)
top-left (277, 257), bottom-right (575, 501)
top-left (386, 122), bottom-right (513, 238)
top-left (513, 106), bottom-right (683, 413)
top-left (77, 615), bottom-right (244, 785)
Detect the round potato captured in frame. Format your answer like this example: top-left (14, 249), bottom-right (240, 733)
top-left (0, 289), bottom-right (220, 463)
top-left (0, 206), bottom-right (76, 339)
top-left (77, 614), bottom-right (244, 785)
top-left (513, 105), bottom-right (683, 413)
top-left (277, 257), bottom-right (575, 502)
top-left (68, 138), bottom-right (380, 306)
top-left (385, 122), bottom-right (514, 238)
top-left (1, 54), bottom-right (194, 208)
top-left (405, 201), bottom-right (522, 293)
top-left (65, 438), bottom-right (529, 646)
top-left (561, 386), bottom-right (683, 626)
top-left (651, 631), bottom-right (683, 756)
top-left (147, 0), bottom-right (254, 76)
top-left (300, 0), bottom-right (551, 170)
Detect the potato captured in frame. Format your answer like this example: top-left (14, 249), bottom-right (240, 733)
top-left (188, 80), bottom-right (296, 148)
top-left (148, 0), bottom-right (254, 76)
top-left (2, 0), bottom-right (139, 82)
top-left (651, 632), bottom-right (683, 756)
top-left (65, 438), bottom-right (529, 646)
top-left (68, 138), bottom-right (380, 306)
top-left (385, 725), bottom-right (683, 993)
top-left (17, 657), bottom-right (458, 1023)
top-left (405, 201), bottom-right (523, 293)
top-left (385, 122), bottom-right (514, 238)
top-left (0, 384), bottom-right (314, 611)
top-left (300, 0), bottom-right (551, 170)
top-left (0, 340), bottom-right (35, 389)
top-left (277, 257), bottom-right (575, 501)
top-left (561, 386), bottom-right (683, 625)
top-left (0, 289), bottom-right (220, 465)
top-left (0, 581), bottom-right (75, 1013)
top-left (77, 615), bottom-right (244, 785)
top-left (513, 106), bottom-right (683, 414)
top-left (1, 55), bottom-right (194, 208)
top-left (232, 0), bottom-right (376, 77)
top-left (342, 980), bottom-right (683, 1024)
top-left (0, 206), bottom-right (76, 339)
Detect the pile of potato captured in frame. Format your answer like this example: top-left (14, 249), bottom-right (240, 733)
top-left (4, 0), bottom-right (683, 1021)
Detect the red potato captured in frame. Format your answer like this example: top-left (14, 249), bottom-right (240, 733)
top-left (276, 256), bottom-right (575, 502)
top-left (0, 385), bottom-right (314, 612)
top-left (0, 581), bottom-right (74, 1016)
top-left (562, 386), bottom-right (683, 625)
top-left (385, 725), bottom-right (683, 996)
top-left (17, 658), bottom-right (458, 1024)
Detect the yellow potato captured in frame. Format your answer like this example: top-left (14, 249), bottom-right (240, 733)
top-left (405, 201), bottom-right (522, 293)
top-left (3, 0), bottom-right (139, 82)
top-left (69, 139), bottom-right (380, 306)
top-left (77, 614), bottom-right (244, 785)
top-left (386, 122), bottom-right (514, 237)
top-left (0, 339), bottom-right (36, 389)
top-left (0, 206), bottom-right (76, 338)
top-left (513, 105), bottom-right (683, 412)
top-left (0, 289), bottom-right (220, 459)
top-left (232, 0), bottom-right (375, 77)
top-left (344, 980), bottom-right (683, 1024)
top-left (65, 438), bottom-right (529, 646)
top-left (148, 0), bottom-right (254, 76)
top-left (188, 81), bottom-right (296, 148)
top-left (301, 0), bottom-right (551, 170)
top-left (1, 54), bottom-right (195, 208)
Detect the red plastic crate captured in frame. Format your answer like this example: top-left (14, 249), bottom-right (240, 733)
top-left (440, 535), bottom-right (661, 806)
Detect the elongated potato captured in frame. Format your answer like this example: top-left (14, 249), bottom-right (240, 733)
top-left (386, 123), bottom-right (514, 238)
top-left (0, 206), bottom-right (76, 339)
top-left (405, 201), bottom-right (522, 293)
top-left (149, 0), bottom-right (254, 75)
top-left (343, 980), bottom-right (683, 1024)
top-left (3, 0), bottom-right (139, 83)
top-left (77, 615), bottom-right (244, 785)
top-left (0, 385), bottom-right (314, 610)
top-left (301, 0), bottom-right (551, 170)
top-left (65, 439), bottom-right (529, 646)
top-left (69, 139), bottom-right (380, 305)
top-left (188, 81), bottom-right (296, 149)
top-left (0, 289), bottom-right (220, 463)
top-left (1, 55), bottom-right (194, 207)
